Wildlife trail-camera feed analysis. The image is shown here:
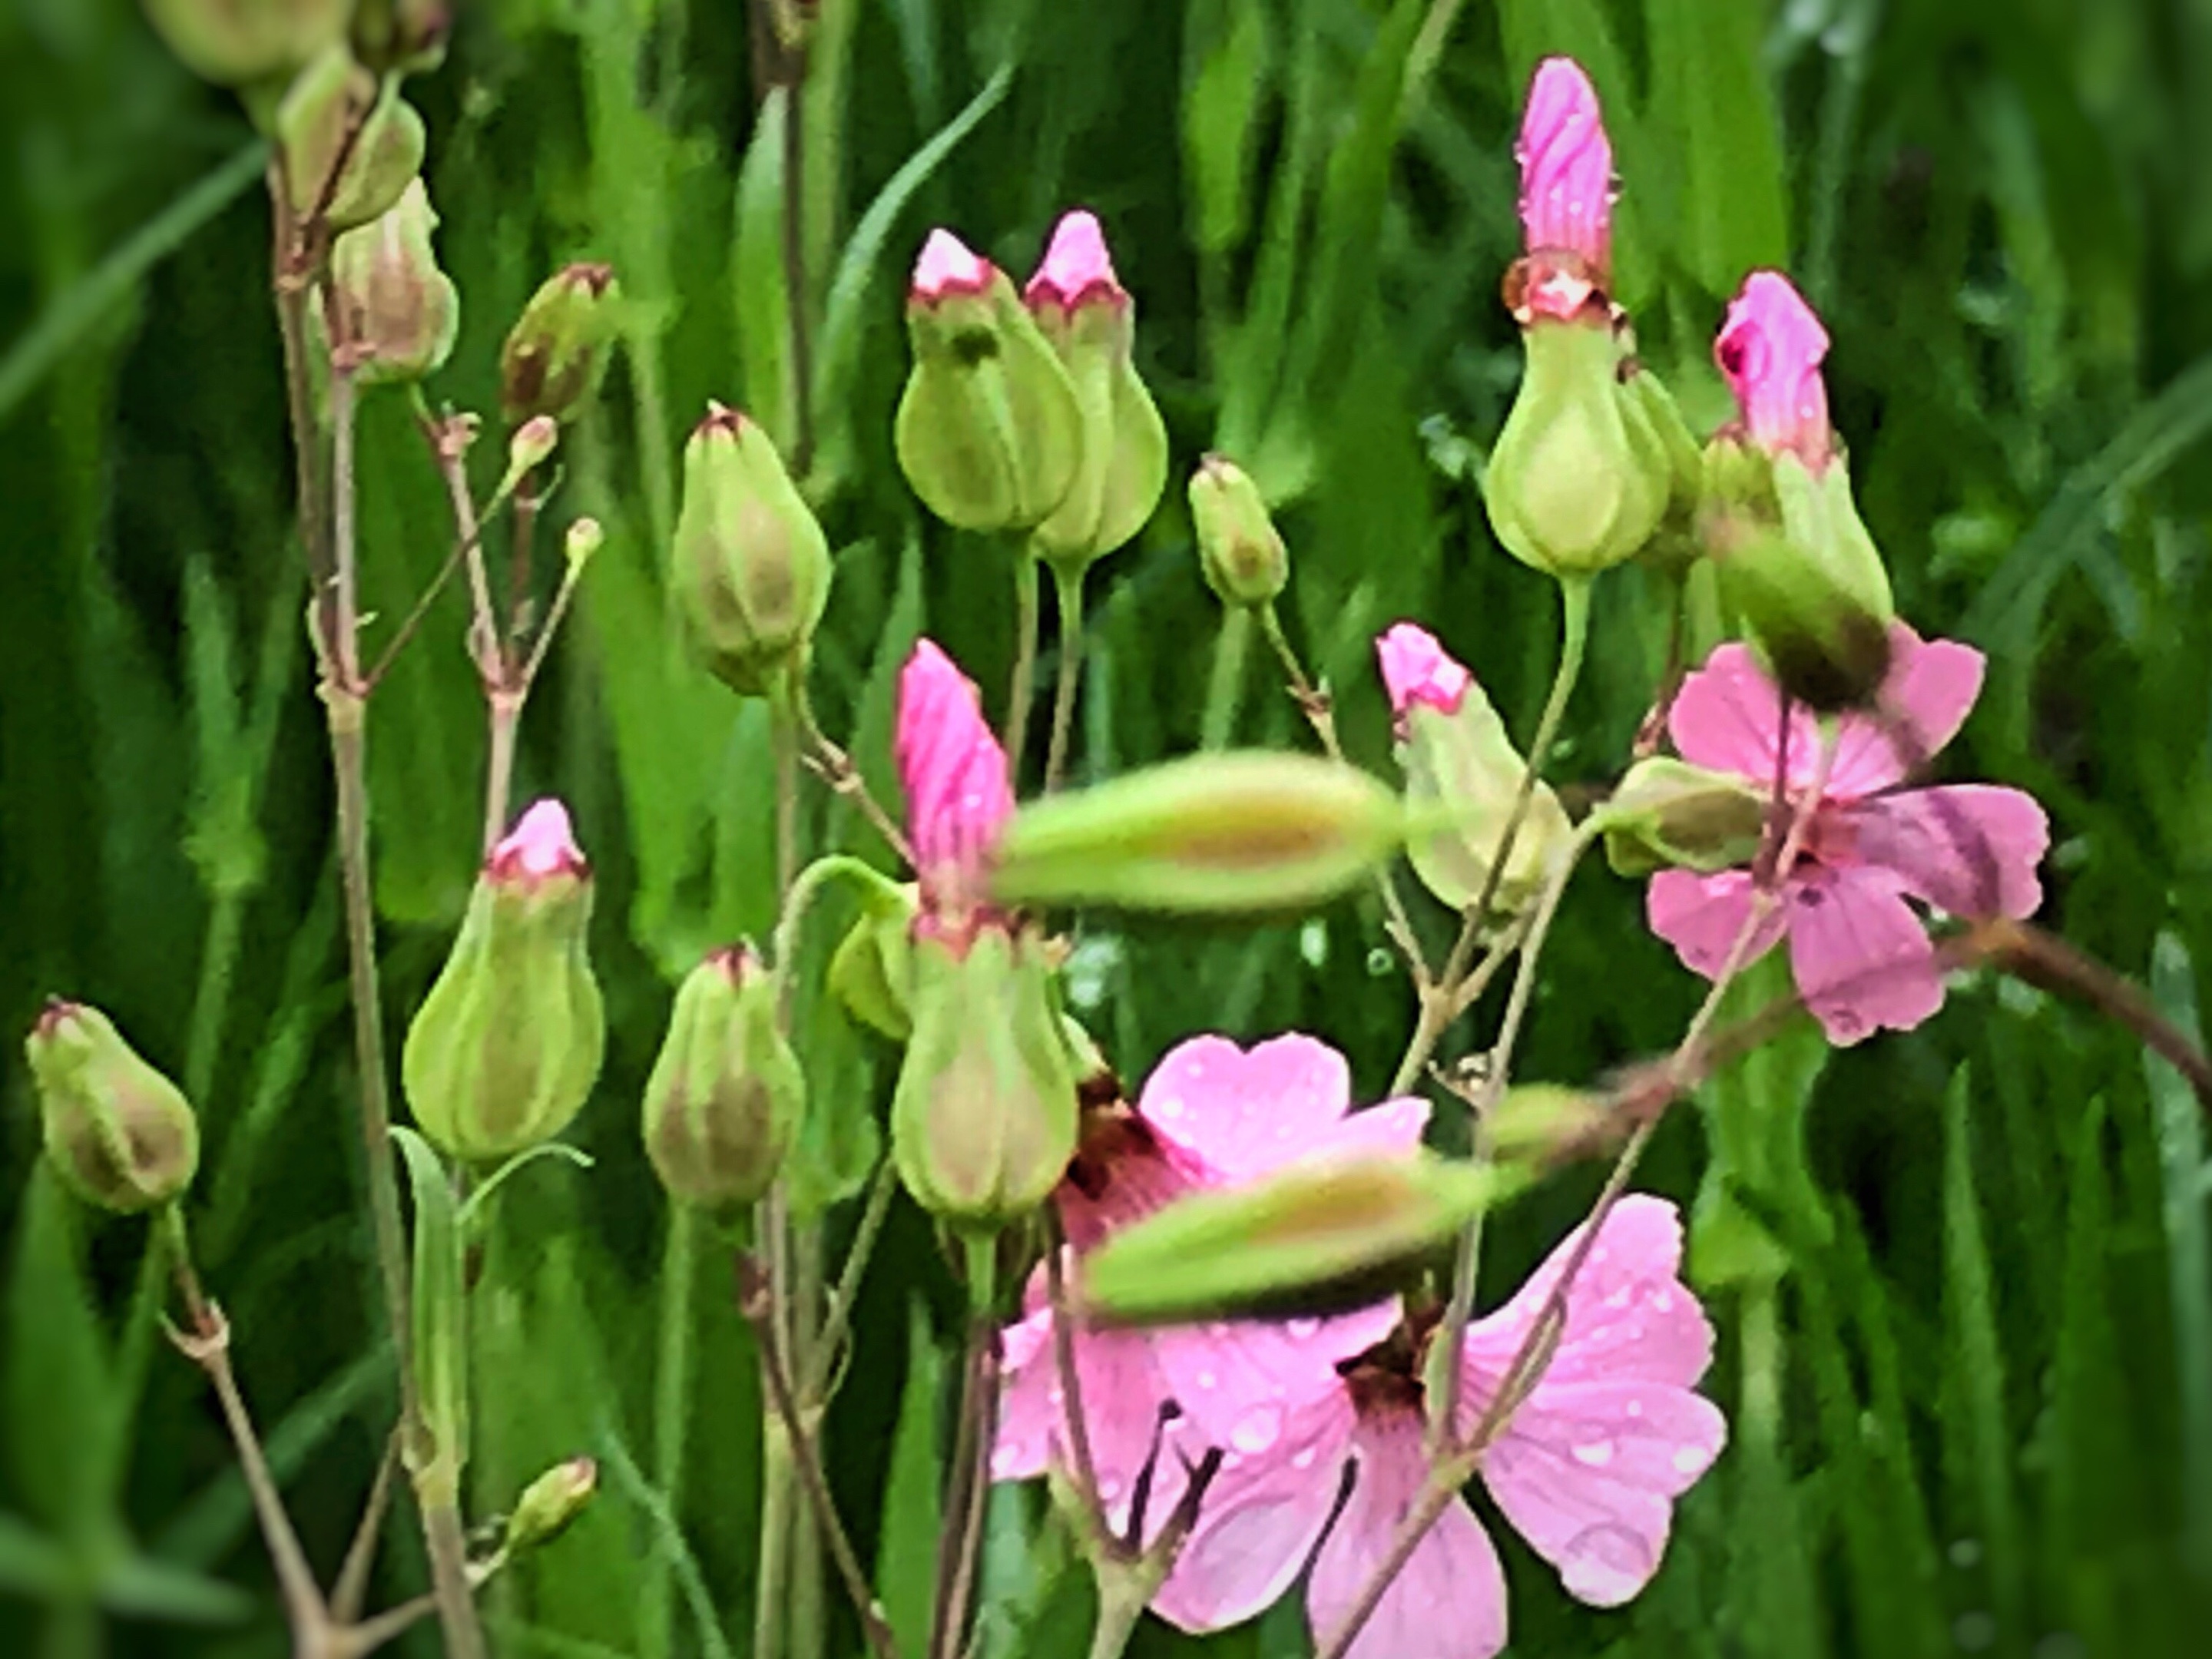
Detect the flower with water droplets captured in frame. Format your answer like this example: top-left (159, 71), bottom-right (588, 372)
top-left (1715, 271), bottom-right (1832, 475)
top-left (1153, 1197), bottom-right (1727, 1657)
top-left (993, 1035), bottom-right (1427, 1545)
top-left (1646, 630), bottom-right (2048, 1044)
top-left (1512, 56), bottom-right (1614, 321)
top-left (897, 640), bottom-right (1015, 926)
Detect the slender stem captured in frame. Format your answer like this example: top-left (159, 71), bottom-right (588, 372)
top-left (1006, 550), bottom-right (1040, 770)
top-left (1044, 565), bottom-right (1087, 793)
top-left (929, 1318), bottom-right (995, 1659)
top-left (778, 35), bottom-right (816, 476)
top-left (481, 690), bottom-right (523, 855)
top-left (753, 1423), bottom-right (794, 1659)
top-left (1200, 606), bottom-right (1253, 752)
top-left (518, 555), bottom-right (589, 693)
top-left (805, 1158), bottom-right (900, 1399)
top-left (1085, 1581), bottom-right (1149, 1659)
top-left (417, 402), bottom-right (504, 688)
top-left (332, 1431), bottom-right (402, 1625)
top-left (790, 678), bottom-right (914, 865)
top-left (1045, 1225), bottom-right (1104, 1535)
top-left (640, 1206), bottom-right (699, 1659)
top-left (418, 1480), bottom-right (488, 1659)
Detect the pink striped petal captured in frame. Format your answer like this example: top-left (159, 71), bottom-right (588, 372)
top-left (1647, 869), bottom-right (1788, 982)
top-left (896, 639), bottom-right (1014, 892)
top-left (1152, 1300), bottom-right (1401, 1461)
top-left (1785, 864), bottom-right (1944, 1044)
top-left (1715, 271), bottom-right (1833, 472)
top-left (1515, 58), bottom-right (1613, 272)
top-left (1844, 784), bottom-right (2048, 920)
top-left (1824, 628), bottom-right (1987, 798)
top-left (1667, 642), bottom-right (1825, 788)
top-left (992, 1300), bottom-right (1174, 1521)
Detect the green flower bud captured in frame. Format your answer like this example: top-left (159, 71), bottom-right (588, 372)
top-left (351, 0), bottom-right (452, 76)
top-left (826, 882), bottom-right (920, 1042)
top-left (1623, 363), bottom-right (1706, 578)
top-left (988, 752), bottom-right (1402, 916)
top-left (1082, 1154), bottom-right (1508, 1326)
top-left (500, 263), bottom-right (621, 427)
top-left (671, 405), bottom-right (833, 697)
top-left (1188, 454), bottom-right (1287, 609)
top-left (143, 0), bottom-right (350, 88)
top-left (1376, 623), bottom-right (1572, 925)
top-left (326, 177), bottom-right (457, 386)
top-left (643, 947), bottom-right (803, 1212)
top-left (24, 1001), bottom-right (200, 1214)
top-left (402, 801), bottom-right (606, 1163)
top-left (275, 45), bottom-right (427, 233)
top-left (505, 1457), bottom-right (598, 1553)
top-left (1485, 316), bottom-right (1669, 578)
top-left (1023, 212), bottom-right (1169, 575)
top-left (894, 230), bottom-right (1084, 534)
top-left (1599, 756), bottom-right (1768, 877)
top-left (890, 924), bottom-right (1078, 1228)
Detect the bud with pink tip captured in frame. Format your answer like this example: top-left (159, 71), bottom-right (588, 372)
top-left (402, 800), bottom-right (606, 1161)
top-left (642, 946), bottom-right (803, 1211)
top-left (1022, 210), bottom-right (1168, 572)
top-left (25, 1000), bottom-right (200, 1214)
top-left (896, 229), bottom-right (1084, 533)
top-left (1715, 271), bottom-right (1833, 474)
top-left (1512, 55), bottom-right (1614, 322)
top-left (896, 640), bottom-right (1015, 926)
top-left (1377, 624), bottom-right (1571, 923)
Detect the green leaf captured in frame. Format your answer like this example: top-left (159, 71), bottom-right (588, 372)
top-left (0, 1511), bottom-right (73, 1601)
top-left (394, 1125), bottom-right (468, 1479)
top-left (1644, 0), bottom-right (1791, 295)
top-left (5, 1167), bottom-right (117, 1544)
top-left (2147, 932), bottom-right (2212, 1552)
top-left (94, 1550), bottom-right (251, 1624)
top-left (876, 1298), bottom-right (945, 1657)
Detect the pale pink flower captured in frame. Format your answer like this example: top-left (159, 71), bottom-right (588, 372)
top-left (909, 227), bottom-right (995, 303)
top-left (1515, 57), bottom-right (1614, 320)
top-left (993, 1035), bottom-right (1428, 1537)
top-left (1647, 628), bottom-right (2050, 1044)
top-left (1154, 1197), bottom-right (1726, 1656)
top-left (488, 799), bottom-right (588, 882)
top-left (896, 641), bottom-right (1015, 915)
top-left (1024, 209), bottom-right (1128, 313)
top-left (1715, 270), bottom-right (1833, 473)
top-left (1375, 622), bottom-right (1472, 725)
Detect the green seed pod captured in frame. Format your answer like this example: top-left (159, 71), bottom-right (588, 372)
top-left (671, 405), bottom-right (833, 697)
top-left (143, 0), bottom-right (351, 88)
top-left (1189, 453), bottom-right (1288, 609)
top-left (990, 751), bottom-right (1402, 916)
top-left (1599, 756), bottom-right (1769, 877)
top-left (643, 947), bottom-right (803, 1212)
top-left (24, 1001), bottom-right (200, 1214)
top-left (500, 263), bottom-right (621, 426)
top-left (275, 45), bottom-right (426, 233)
top-left (402, 802), bottom-right (606, 1164)
top-left (505, 1457), bottom-right (598, 1552)
top-left (326, 177), bottom-right (457, 386)
top-left (826, 881), bottom-right (921, 1042)
top-left (890, 925), bottom-right (1079, 1229)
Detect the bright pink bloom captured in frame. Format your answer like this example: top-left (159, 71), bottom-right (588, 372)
top-left (1715, 270), bottom-right (1833, 472)
top-left (910, 227), bottom-right (994, 302)
top-left (1515, 58), bottom-right (1613, 320)
top-left (1376, 623), bottom-right (1472, 724)
top-left (896, 640), bottom-right (1015, 910)
top-left (1647, 628), bottom-right (2049, 1045)
top-left (994, 1035), bottom-right (1428, 1537)
top-left (488, 799), bottom-right (587, 882)
top-left (1024, 209), bottom-right (1128, 312)
top-left (1155, 1197), bottom-right (1725, 1654)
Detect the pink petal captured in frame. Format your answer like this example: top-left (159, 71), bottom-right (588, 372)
top-left (1824, 628), bottom-right (1987, 798)
top-left (896, 640), bottom-right (1014, 892)
top-left (1376, 622), bottom-right (1472, 720)
top-left (1785, 863), bottom-right (1944, 1045)
top-left (1844, 785), bottom-right (2048, 920)
top-left (1714, 270), bottom-right (1832, 472)
top-left (1647, 869), bottom-right (1787, 982)
top-left (910, 227), bottom-right (993, 300)
top-left (1152, 1389), bottom-right (1357, 1632)
top-left (1138, 1034), bottom-right (1423, 1184)
top-left (1306, 1415), bottom-right (1508, 1659)
top-left (1152, 1300), bottom-right (1402, 1459)
top-left (1515, 57), bottom-right (1612, 273)
top-left (1667, 642), bottom-right (1824, 787)
top-left (992, 1300), bottom-right (1177, 1522)
top-left (1023, 209), bottom-right (1127, 310)
top-left (489, 798), bottom-right (587, 881)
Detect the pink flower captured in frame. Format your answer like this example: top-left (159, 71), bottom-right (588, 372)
top-left (1154, 1197), bottom-right (1725, 1655)
top-left (896, 640), bottom-right (1015, 913)
top-left (993, 1035), bottom-right (1429, 1538)
top-left (1647, 628), bottom-right (2050, 1044)
top-left (1514, 58), bottom-right (1614, 320)
top-left (488, 799), bottom-right (588, 882)
top-left (1376, 623), bottom-right (1472, 725)
top-left (1715, 270), bottom-right (1833, 473)
top-left (909, 227), bottom-right (995, 303)
top-left (1023, 209), bottom-right (1128, 313)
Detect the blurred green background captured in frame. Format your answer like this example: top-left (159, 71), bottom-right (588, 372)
top-left (4, 0), bottom-right (2211, 1654)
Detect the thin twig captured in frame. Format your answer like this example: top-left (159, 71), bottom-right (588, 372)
top-left (332, 1429), bottom-right (403, 1624)
top-left (1044, 565), bottom-right (1087, 793)
top-left (804, 1159), bottom-right (902, 1399)
top-left (1045, 1224), bottom-right (1106, 1543)
top-left (791, 678), bottom-right (915, 866)
top-left (1006, 551), bottom-right (1041, 773)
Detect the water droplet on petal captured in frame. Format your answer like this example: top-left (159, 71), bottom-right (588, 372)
top-left (1286, 1318), bottom-right (1320, 1342)
top-left (1098, 1472), bottom-right (1123, 1501)
top-left (1571, 1438), bottom-right (1616, 1468)
top-left (1197, 1369), bottom-right (1218, 1392)
top-left (1672, 1442), bottom-right (1714, 1477)
top-left (1154, 1095), bottom-right (1185, 1120)
top-left (1292, 1445), bottom-right (1318, 1470)
top-left (1558, 1524), bottom-right (1655, 1606)
top-left (1651, 1289), bottom-right (1676, 1313)
top-left (1230, 1404), bottom-right (1283, 1455)
top-left (1624, 1399), bottom-right (1644, 1419)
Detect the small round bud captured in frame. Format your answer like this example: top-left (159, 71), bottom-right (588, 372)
top-left (506, 416), bottom-right (561, 484)
top-left (643, 948), bottom-right (804, 1212)
top-left (500, 263), bottom-right (621, 426)
top-left (351, 0), bottom-right (452, 76)
top-left (275, 45), bottom-right (427, 233)
top-left (327, 177), bottom-right (457, 386)
top-left (25, 1001), bottom-right (200, 1214)
top-left (504, 1457), bottom-right (598, 1553)
top-left (1188, 454), bottom-right (1287, 608)
top-left (1599, 757), bottom-right (1767, 877)
top-left (672, 405), bottom-right (833, 697)
top-left (143, 0), bottom-right (350, 88)
top-left (565, 517), bottom-right (604, 569)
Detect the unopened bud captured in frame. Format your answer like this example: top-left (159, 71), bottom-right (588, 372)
top-left (506, 416), bottom-right (560, 485)
top-left (143, 0), bottom-right (350, 88)
top-left (275, 45), bottom-right (427, 232)
top-left (565, 517), bottom-right (604, 568)
top-left (1484, 1084), bottom-right (1613, 1164)
top-left (1023, 211), bottom-right (1168, 573)
top-left (328, 178), bottom-right (456, 386)
top-left (25, 1001), bottom-right (200, 1214)
top-left (1189, 455), bottom-right (1287, 608)
top-left (672, 405), bottom-right (833, 696)
top-left (643, 948), bottom-right (803, 1211)
top-left (402, 801), bottom-right (607, 1162)
top-left (500, 263), bottom-right (621, 426)
top-left (1623, 363), bottom-right (1705, 577)
top-left (1082, 1153), bottom-right (1505, 1326)
top-left (891, 925), bottom-right (1078, 1228)
top-left (351, 0), bottom-right (452, 76)
top-left (895, 229), bottom-right (1084, 533)
top-left (826, 882), bottom-right (921, 1042)
top-left (1377, 623), bottom-right (1572, 921)
top-left (503, 1457), bottom-right (598, 1551)
top-left (988, 752), bottom-right (1402, 916)
top-left (1599, 757), bottom-right (1767, 877)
